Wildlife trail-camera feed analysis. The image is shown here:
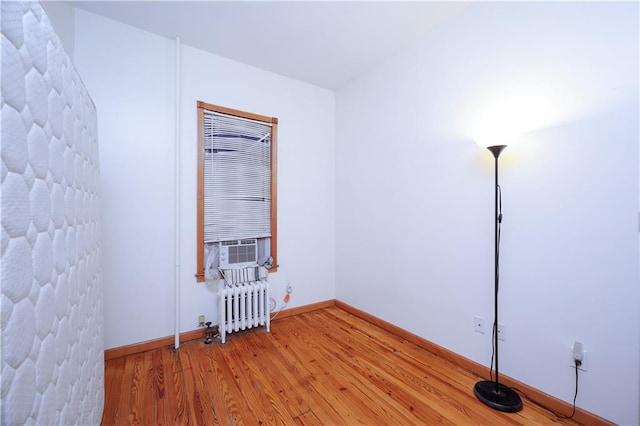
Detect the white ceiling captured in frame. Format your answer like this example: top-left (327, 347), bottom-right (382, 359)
top-left (70, 1), bottom-right (471, 90)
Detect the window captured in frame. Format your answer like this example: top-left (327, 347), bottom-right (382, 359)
top-left (196, 101), bottom-right (278, 282)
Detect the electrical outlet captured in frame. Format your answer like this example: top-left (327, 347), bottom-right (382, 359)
top-left (473, 316), bottom-right (485, 334)
top-left (497, 323), bottom-right (505, 341)
top-left (570, 342), bottom-right (588, 371)
top-left (198, 315), bottom-right (205, 327)
top-left (286, 283), bottom-right (292, 294)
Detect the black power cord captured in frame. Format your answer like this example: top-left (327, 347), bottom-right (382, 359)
top-left (489, 185), bottom-right (502, 383)
top-left (487, 184), bottom-right (580, 419)
top-left (510, 363), bottom-right (580, 420)
top-left (555, 361), bottom-right (580, 419)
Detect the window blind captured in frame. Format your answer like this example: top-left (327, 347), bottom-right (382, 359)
top-left (203, 111), bottom-right (272, 243)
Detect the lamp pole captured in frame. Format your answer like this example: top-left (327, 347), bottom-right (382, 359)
top-left (473, 144), bottom-right (523, 413)
top-left (489, 145), bottom-right (505, 391)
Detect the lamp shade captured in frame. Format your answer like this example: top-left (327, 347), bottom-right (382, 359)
top-left (474, 127), bottom-right (521, 149)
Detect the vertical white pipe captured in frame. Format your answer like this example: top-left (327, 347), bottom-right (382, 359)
top-left (174, 36), bottom-right (181, 349)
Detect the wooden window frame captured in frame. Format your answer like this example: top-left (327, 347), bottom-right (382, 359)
top-left (196, 101), bottom-right (278, 282)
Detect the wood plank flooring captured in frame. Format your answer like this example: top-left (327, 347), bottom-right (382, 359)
top-left (102, 307), bottom-right (580, 425)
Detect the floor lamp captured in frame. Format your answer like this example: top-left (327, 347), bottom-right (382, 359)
top-left (473, 140), bottom-right (523, 413)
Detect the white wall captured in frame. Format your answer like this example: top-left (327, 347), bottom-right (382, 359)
top-left (335, 2), bottom-right (639, 425)
top-left (73, 10), bottom-right (335, 349)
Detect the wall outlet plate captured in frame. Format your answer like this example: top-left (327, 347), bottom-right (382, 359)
top-left (497, 323), bottom-right (505, 341)
top-left (570, 345), bottom-right (588, 372)
top-left (474, 316), bottom-right (485, 334)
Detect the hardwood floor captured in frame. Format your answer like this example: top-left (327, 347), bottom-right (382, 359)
top-left (102, 307), bottom-right (581, 425)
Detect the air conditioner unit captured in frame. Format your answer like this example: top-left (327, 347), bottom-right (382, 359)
top-left (219, 239), bottom-right (258, 269)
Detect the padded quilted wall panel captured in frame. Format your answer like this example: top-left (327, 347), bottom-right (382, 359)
top-left (1, 1), bottom-right (103, 425)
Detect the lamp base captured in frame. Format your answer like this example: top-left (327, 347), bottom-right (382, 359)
top-left (474, 380), bottom-right (523, 413)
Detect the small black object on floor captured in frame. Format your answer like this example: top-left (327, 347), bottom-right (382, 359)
top-left (204, 321), bottom-right (215, 344)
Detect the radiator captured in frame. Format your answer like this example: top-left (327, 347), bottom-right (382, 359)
top-left (219, 268), bottom-right (270, 344)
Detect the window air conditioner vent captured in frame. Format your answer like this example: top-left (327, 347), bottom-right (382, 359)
top-left (219, 239), bottom-right (257, 268)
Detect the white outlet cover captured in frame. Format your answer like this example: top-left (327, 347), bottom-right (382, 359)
top-left (474, 316), bottom-right (485, 334)
top-left (497, 323), bottom-right (505, 341)
top-left (569, 347), bottom-right (588, 372)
